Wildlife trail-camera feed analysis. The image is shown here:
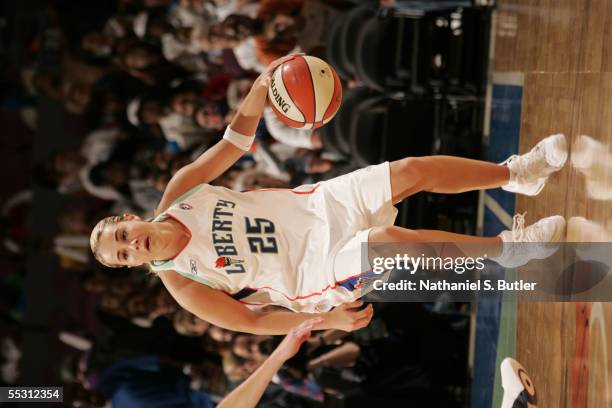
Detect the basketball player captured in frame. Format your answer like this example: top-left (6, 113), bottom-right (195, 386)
top-left (500, 357), bottom-right (537, 408)
top-left (217, 317), bottom-right (322, 408)
top-left (90, 54), bottom-right (568, 335)
top-left (222, 320), bottom-right (534, 408)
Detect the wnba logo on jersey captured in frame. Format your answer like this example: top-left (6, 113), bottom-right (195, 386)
top-left (179, 202), bottom-right (192, 210)
top-left (215, 256), bottom-right (244, 269)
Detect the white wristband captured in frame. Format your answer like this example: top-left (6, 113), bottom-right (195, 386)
top-left (223, 127), bottom-right (255, 151)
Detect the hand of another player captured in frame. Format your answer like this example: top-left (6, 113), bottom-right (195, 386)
top-left (272, 317), bottom-right (322, 361)
top-left (327, 300), bottom-right (374, 332)
top-left (255, 52), bottom-right (305, 90)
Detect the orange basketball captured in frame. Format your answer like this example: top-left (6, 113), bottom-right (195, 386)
top-left (268, 55), bottom-right (342, 129)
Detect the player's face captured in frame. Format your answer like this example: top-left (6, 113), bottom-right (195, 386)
top-left (97, 216), bottom-right (159, 267)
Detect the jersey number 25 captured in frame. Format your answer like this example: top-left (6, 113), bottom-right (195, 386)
top-left (245, 217), bottom-right (278, 254)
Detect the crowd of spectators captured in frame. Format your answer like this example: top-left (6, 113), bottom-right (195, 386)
top-left (36, 0), bottom-right (340, 219)
top-left (0, 0), bottom-right (472, 406)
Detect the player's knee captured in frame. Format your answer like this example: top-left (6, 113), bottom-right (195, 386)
top-left (397, 157), bottom-right (431, 191)
top-left (370, 226), bottom-right (421, 243)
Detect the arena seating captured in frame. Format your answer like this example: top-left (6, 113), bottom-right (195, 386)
top-left (323, 2), bottom-right (490, 165)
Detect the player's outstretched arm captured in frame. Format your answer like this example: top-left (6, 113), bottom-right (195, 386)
top-left (217, 318), bottom-right (321, 408)
top-left (155, 54), bottom-right (302, 215)
top-left (158, 270), bottom-right (373, 335)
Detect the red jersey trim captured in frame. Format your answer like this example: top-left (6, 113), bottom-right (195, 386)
top-left (245, 184), bottom-right (321, 195)
top-left (243, 270), bottom-right (368, 302)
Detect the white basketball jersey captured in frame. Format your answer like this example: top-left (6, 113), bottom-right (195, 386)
top-left (149, 164), bottom-right (398, 313)
top-left (149, 183), bottom-right (352, 312)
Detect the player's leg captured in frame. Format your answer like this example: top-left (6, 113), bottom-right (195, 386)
top-left (369, 214), bottom-right (566, 267)
top-left (369, 225), bottom-right (504, 258)
top-left (389, 134), bottom-right (568, 204)
top-left (389, 155), bottom-right (509, 202)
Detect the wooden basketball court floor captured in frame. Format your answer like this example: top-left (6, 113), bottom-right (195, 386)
top-left (482, 0), bottom-right (612, 406)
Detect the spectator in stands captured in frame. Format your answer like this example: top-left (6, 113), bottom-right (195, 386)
top-left (81, 32), bottom-right (117, 60)
top-left (33, 127), bottom-right (126, 195)
top-left (173, 310), bottom-right (210, 337)
top-left (253, 0), bottom-right (304, 64)
top-left (1, 337), bottom-right (21, 385)
top-left (116, 41), bottom-right (163, 71)
top-left (208, 325), bottom-right (234, 346)
top-left (62, 81), bottom-right (94, 114)
top-left (127, 93), bottom-right (211, 151)
top-left (96, 353), bottom-right (214, 407)
top-left (212, 5), bottom-right (305, 72)
top-left (113, 40), bottom-right (189, 86)
top-left (193, 98), bottom-right (230, 132)
top-left (168, 0), bottom-right (218, 28)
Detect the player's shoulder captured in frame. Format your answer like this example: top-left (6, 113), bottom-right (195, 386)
top-left (155, 183), bottom-right (210, 216)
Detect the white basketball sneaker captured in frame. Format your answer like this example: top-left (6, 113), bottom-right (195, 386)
top-left (502, 134), bottom-right (568, 196)
top-left (500, 358), bottom-right (538, 408)
top-left (494, 213), bottom-right (566, 268)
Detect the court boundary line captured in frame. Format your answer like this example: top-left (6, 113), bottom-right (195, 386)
top-left (484, 193), bottom-right (513, 229)
top-left (492, 72), bottom-right (524, 86)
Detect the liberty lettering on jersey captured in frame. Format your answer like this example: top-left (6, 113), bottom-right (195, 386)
top-left (211, 199), bottom-right (245, 274)
top-left (211, 200), bottom-right (279, 275)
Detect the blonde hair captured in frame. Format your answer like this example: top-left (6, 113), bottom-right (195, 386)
top-left (89, 215), bottom-right (124, 268)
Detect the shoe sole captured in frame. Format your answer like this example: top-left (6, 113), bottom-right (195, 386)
top-left (542, 133), bottom-right (568, 169)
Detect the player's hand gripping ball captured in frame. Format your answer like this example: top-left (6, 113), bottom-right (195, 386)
top-left (268, 55), bottom-right (342, 129)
